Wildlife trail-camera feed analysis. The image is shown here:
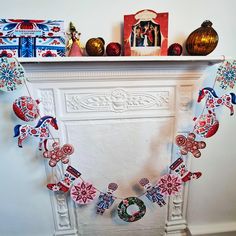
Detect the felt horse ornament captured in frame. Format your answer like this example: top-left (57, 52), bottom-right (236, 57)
top-left (197, 87), bottom-right (236, 116)
top-left (14, 115), bottom-right (58, 151)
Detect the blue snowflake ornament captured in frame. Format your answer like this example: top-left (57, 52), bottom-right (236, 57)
top-left (216, 60), bottom-right (236, 90)
top-left (0, 57), bottom-right (25, 92)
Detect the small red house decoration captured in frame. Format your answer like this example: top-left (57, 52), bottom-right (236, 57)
top-left (124, 9), bottom-right (168, 56)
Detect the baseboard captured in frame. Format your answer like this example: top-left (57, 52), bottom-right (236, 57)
top-left (188, 222), bottom-right (236, 236)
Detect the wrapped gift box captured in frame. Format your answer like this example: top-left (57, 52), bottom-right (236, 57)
top-left (0, 19), bottom-right (65, 57)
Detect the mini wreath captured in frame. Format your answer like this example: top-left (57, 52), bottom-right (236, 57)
top-left (117, 197), bottom-right (146, 222)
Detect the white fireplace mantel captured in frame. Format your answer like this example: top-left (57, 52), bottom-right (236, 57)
top-left (20, 56), bottom-right (223, 82)
top-left (18, 55), bottom-right (223, 64)
top-left (21, 56), bottom-right (223, 236)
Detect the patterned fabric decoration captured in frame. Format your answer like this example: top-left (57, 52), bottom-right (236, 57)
top-left (43, 142), bottom-right (74, 167)
top-left (157, 174), bottom-right (182, 196)
top-left (117, 197), bottom-right (146, 222)
top-left (193, 113), bottom-right (219, 138)
top-left (70, 181), bottom-right (97, 204)
top-left (197, 87), bottom-right (236, 116)
top-left (13, 96), bottom-right (40, 121)
top-left (96, 183), bottom-right (118, 215)
top-left (216, 60), bottom-right (236, 90)
top-left (0, 57), bottom-right (25, 92)
top-left (13, 115), bottom-right (58, 150)
top-left (170, 157), bottom-right (202, 182)
top-left (139, 178), bottom-right (166, 207)
top-left (175, 133), bottom-right (206, 158)
top-left (47, 165), bottom-right (81, 192)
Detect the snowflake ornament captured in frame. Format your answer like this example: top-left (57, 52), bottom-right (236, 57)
top-left (70, 181), bottom-right (97, 204)
top-left (157, 174), bottom-right (182, 196)
top-left (216, 60), bottom-right (236, 90)
top-left (0, 57), bottom-right (25, 92)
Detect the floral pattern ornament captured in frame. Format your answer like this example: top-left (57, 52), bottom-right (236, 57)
top-left (117, 197), bottom-right (146, 222)
top-left (13, 96), bottom-right (40, 122)
top-left (0, 57), bottom-right (25, 92)
top-left (216, 60), bottom-right (236, 90)
top-left (157, 174), bottom-right (182, 196)
top-left (70, 181), bottom-right (97, 204)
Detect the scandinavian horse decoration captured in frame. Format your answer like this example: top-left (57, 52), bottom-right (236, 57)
top-left (14, 116), bottom-right (58, 151)
top-left (197, 87), bottom-right (236, 116)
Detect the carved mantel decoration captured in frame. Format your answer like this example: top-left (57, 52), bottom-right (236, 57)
top-left (20, 56), bottom-right (223, 236)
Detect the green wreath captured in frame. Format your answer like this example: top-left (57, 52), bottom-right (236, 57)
top-left (117, 197), bottom-right (146, 222)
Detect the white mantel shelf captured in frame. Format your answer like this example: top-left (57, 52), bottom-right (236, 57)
top-left (22, 56), bottom-right (224, 82)
top-left (18, 55), bottom-right (224, 64)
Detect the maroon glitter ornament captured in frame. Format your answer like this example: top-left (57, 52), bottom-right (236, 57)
top-left (168, 43), bottom-right (183, 56)
top-left (106, 42), bottom-right (121, 56)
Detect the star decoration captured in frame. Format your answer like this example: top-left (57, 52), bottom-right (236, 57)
top-left (216, 60), bottom-right (236, 90)
top-left (157, 174), bottom-right (182, 196)
top-left (0, 57), bottom-right (25, 92)
top-left (70, 181), bottom-right (97, 204)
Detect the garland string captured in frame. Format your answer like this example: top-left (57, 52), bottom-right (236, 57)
top-left (3, 56), bottom-right (235, 222)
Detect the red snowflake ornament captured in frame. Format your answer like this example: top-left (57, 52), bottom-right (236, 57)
top-left (157, 174), bottom-right (182, 196)
top-left (70, 182), bottom-right (97, 204)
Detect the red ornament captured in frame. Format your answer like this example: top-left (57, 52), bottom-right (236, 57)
top-left (13, 96), bottom-right (40, 121)
top-left (168, 43), bottom-right (183, 56)
top-left (194, 114), bottom-right (219, 138)
top-left (106, 42), bottom-right (121, 56)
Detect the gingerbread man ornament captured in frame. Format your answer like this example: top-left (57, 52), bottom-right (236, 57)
top-left (175, 133), bottom-right (206, 158)
top-left (43, 142), bottom-right (74, 167)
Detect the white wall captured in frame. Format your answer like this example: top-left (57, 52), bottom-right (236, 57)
top-left (0, 0), bottom-right (235, 235)
top-left (0, 0), bottom-right (235, 57)
top-left (188, 65), bottom-right (236, 235)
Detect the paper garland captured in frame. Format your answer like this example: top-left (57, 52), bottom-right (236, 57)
top-left (96, 183), bottom-right (118, 215)
top-left (117, 197), bottom-right (146, 222)
top-left (13, 96), bottom-right (40, 121)
top-left (197, 87), bottom-right (236, 116)
top-left (139, 178), bottom-right (166, 206)
top-left (193, 113), bottom-right (219, 138)
top-left (43, 142), bottom-right (74, 167)
top-left (216, 60), bottom-right (236, 90)
top-left (157, 174), bottom-right (183, 196)
top-left (47, 165), bottom-right (81, 192)
top-left (13, 115), bottom-right (58, 150)
top-left (175, 133), bottom-right (206, 158)
top-left (0, 57), bottom-right (25, 92)
top-left (170, 157), bottom-right (202, 182)
top-left (0, 57), bottom-right (235, 223)
top-left (70, 182), bottom-right (97, 204)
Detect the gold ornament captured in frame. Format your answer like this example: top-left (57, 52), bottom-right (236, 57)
top-left (85, 38), bottom-right (105, 56)
top-left (185, 20), bottom-right (218, 56)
